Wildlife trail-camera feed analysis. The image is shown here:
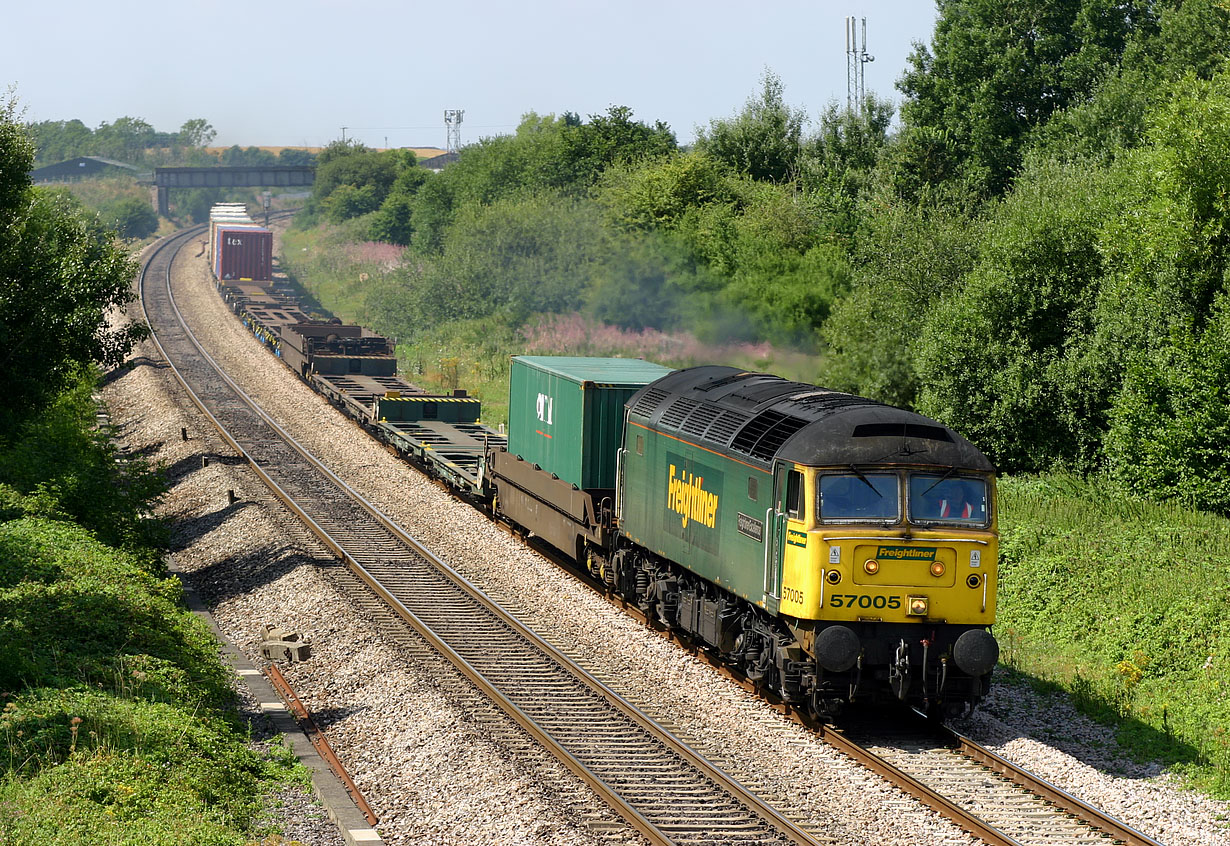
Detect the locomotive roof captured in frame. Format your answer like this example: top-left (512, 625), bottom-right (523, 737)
top-left (627, 365), bottom-right (994, 472)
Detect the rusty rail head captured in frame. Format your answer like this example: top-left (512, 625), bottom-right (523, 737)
top-left (266, 663), bottom-right (380, 827)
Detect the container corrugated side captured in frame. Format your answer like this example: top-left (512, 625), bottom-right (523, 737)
top-left (215, 226), bottom-right (273, 281)
top-left (507, 356), bottom-right (673, 490)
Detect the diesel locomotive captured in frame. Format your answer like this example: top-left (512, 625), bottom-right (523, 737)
top-left (488, 358), bottom-right (999, 718)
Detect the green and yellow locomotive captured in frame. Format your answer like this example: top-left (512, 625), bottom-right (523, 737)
top-left (486, 357), bottom-right (999, 717)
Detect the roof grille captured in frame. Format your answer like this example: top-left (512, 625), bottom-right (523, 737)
top-left (680, 404), bottom-right (722, 437)
top-left (731, 410), bottom-right (810, 462)
top-left (630, 388), bottom-right (670, 418)
top-left (706, 410), bottom-right (750, 445)
top-left (660, 397), bottom-right (700, 430)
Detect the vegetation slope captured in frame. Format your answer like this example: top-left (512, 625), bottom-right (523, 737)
top-left (1, 97), bottom-right (305, 843)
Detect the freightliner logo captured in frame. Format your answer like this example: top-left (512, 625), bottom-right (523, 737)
top-left (668, 464), bottom-right (718, 529)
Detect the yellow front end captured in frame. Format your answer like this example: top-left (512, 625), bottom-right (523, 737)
top-left (776, 470), bottom-right (998, 626)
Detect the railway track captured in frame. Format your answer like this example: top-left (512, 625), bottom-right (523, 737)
top-left (817, 715), bottom-right (1164, 846)
top-left (141, 228), bottom-right (826, 845)
top-left (140, 227), bottom-right (1170, 846)
top-left (501, 526), bottom-right (1166, 846)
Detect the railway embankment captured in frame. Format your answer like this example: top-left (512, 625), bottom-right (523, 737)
top-left (0, 375), bottom-right (323, 845)
top-left (290, 216), bottom-right (1230, 802)
top-left (990, 474), bottom-right (1230, 795)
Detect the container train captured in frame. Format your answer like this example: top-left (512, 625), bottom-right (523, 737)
top-left (204, 205), bottom-right (999, 718)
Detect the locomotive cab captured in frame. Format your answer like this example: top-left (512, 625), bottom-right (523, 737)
top-left (768, 462), bottom-right (999, 709)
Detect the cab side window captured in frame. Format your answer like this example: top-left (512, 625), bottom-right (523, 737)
top-left (785, 470), bottom-right (804, 520)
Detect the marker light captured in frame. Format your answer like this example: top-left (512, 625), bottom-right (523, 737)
top-left (863, 559), bottom-right (880, 575)
top-left (826, 570), bottom-right (842, 585)
top-left (930, 561), bottom-right (946, 578)
top-left (907, 595), bottom-right (929, 617)
top-left (967, 574), bottom-right (982, 589)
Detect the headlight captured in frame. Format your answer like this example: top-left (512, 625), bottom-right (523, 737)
top-left (907, 595), bottom-right (929, 616)
top-left (930, 561), bottom-right (946, 577)
top-left (863, 559), bottom-right (879, 575)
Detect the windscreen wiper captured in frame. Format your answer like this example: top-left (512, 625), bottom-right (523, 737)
top-left (848, 465), bottom-right (883, 498)
top-left (921, 466), bottom-right (956, 496)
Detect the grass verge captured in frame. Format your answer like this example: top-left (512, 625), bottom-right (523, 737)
top-left (0, 370), bottom-right (309, 844)
top-left (997, 473), bottom-right (1230, 796)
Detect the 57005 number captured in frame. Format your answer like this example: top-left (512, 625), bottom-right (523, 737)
top-left (829, 594), bottom-right (901, 610)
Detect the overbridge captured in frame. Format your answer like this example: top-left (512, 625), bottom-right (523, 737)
top-left (154, 166), bottom-right (315, 215)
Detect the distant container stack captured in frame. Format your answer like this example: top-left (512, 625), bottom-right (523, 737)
top-left (208, 203), bottom-right (273, 282)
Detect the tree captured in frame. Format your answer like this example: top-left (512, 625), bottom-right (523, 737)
top-left (819, 198), bottom-right (983, 408)
top-left (310, 144), bottom-right (399, 217)
top-left (370, 164), bottom-right (429, 245)
top-left (1105, 299), bottom-right (1230, 511)
top-left (278, 147), bottom-right (316, 166)
top-left (0, 96), bottom-right (147, 436)
top-left (898, 0), bottom-right (1157, 196)
top-left (912, 157), bottom-right (1119, 471)
top-left (94, 116), bottom-right (156, 163)
top-left (552, 105), bottom-right (676, 189)
top-left (696, 71), bottom-right (806, 183)
top-left (177, 118), bottom-right (215, 148)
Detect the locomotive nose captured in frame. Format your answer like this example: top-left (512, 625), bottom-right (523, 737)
top-left (953, 629), bottom-right (999, 676)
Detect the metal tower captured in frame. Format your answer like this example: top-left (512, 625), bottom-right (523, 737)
top-left (845, 16), bottom-right (875, 114)
top-left (444, 110), bottom-right (464, 154)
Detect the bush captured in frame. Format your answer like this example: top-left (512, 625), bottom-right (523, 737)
top-left (1105, 295), bottom-right (1230, 511)
top-left (101, 196), bottom-right (158, 239)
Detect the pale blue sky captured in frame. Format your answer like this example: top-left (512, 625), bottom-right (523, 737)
top-left (6, 1), bottom-right (939, 149)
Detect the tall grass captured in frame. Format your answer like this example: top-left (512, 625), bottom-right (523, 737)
top-left (997, 473), bottom-right (1230, 794)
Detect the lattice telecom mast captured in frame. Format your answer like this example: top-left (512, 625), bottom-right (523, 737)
top-left (845, 16), bottom-right (875, 114)
top-left (444, 109), bottom-right (464, 154)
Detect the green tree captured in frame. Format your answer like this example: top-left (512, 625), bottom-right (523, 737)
top-left (310, 144), bottom-right (399, 220)
top-left (1158, 0), bottom-right (1230, 82)
top-left (177, 118), bottom-right (215, 148)
top-left (1105, 298), bottom-right (1230, 511)
top-left (596, 150), bottom-right (737, 232)
top-left (913, 156), bottom-right (1119, 471)
top-left (102, 196), bottom-right (159, 239)
top-left (27, 119), bottom-right (93, 163)
top-left (696, 70), bottom-right (806, 183)
top-left (552, 105), bottom-right (676, 189)
top-left (278, 147), bottom-right (317, 166)
top-left (374, 192), bottom-right (607, 334)
top-left (898, 0), bottom-right (1157, 196)
top-left (94, 116), bottom-right (156, 163)
top-left (819, 198), bottom-right (983, 407)
top-left (324, 183), bottom-right (381, 223)
top-left (370, 163), bottom-right (428, 245)
top-left (0, 97), bottom-right (147, 436)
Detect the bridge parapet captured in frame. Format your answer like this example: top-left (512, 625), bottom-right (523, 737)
top-left (154, 166), bottom-right (315, 214)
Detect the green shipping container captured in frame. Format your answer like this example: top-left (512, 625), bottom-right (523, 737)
top-left (507, 356), bottom-right (674, 491)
